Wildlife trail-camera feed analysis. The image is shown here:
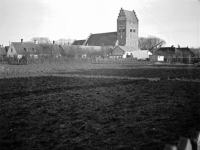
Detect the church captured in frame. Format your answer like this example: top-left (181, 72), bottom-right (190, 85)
top-left (72, 8), bottom-right (138, 48)
top-left (72, 8), bottom-right (151, 59)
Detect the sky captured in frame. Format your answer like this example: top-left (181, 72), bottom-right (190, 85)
top-left (0, 0), bottom-right (199, 47)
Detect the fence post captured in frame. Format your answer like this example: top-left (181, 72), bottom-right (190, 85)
top-left (178, 137), bottom-right (192, 150)
top-left (190, 131), bottom-right (200, 150)
top-left (164, 144), bottom-right (177, 150)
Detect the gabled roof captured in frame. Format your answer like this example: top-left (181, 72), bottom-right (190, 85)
top-left (12, 42), bottom-right (27, 55)
top-left (155, 47), bottom-right (176, 55)
top-left (84, 32), bottom-right (117, 46)
top-left (12, 42), bottom-right (37, 55)
top-left (116, 46), bottom-right (138, 52)
top-left (12, 42), bottom-right (62, 55)
top-left (123, 9), bottom-right (138, 23)
top-left (155, 46), bottom-right (194, 56)
top-left (177, 47), bottom-right (194, 55)
top-left (72, 40), bottom-right (86, 45)
top-left (0, 47), bottom-right (6, 55)
top-left (118, 8), bottom-right (138, 23)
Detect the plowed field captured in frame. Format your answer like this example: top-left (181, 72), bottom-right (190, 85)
top-left (0, 65), bottom-right (200, 150)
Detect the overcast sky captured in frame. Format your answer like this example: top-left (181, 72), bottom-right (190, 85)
top-left (0, 0), bottom-right (199, 47)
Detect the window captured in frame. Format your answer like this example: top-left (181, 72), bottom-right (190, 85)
top-left (133, 28), bottom-right (136, 32)
top-left (130, 28), bottom-right (132, 32)
top-left (119, 28), bottom-right (121, 33)
top-left (122, 29), bottom-right (125, 32)
top-left (11, 48), bottom-right (13, 53)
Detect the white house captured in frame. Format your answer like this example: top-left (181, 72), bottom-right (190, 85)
top-left (110, 46), bottom-right (152, 59)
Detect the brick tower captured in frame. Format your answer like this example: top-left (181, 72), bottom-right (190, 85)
top-left (117, 8), bottom-right (139, 50)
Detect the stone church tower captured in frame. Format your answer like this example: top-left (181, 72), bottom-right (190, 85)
top-left (117, 8), bottom-right (139, 50)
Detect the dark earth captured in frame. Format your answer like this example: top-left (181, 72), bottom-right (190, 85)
top-left (0, 68), bottom-right (200, 150)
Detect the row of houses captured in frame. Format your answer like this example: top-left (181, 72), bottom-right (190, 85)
top-left (7, 39), bottom-right (62, 59)
top-left (1, 39), bottom-right (195, 63)
top-left (0, 39), bottom-right (113, 60)
top-left (151, 46), bottom-right (195, 63)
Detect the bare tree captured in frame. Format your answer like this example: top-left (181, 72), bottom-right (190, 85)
top-left (190, 47), bottom-right (200, 58)
top-left (56, 39), bottom-right (74, 45)
top-left (139, 36), bottom-right (166, 51)
top-left (31, 37), bottom-right (51, 44)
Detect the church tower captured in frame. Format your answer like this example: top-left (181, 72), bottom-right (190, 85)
top-left (117, 8), bottom-right (139, 50)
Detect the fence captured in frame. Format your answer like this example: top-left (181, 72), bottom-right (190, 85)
top-left (92, 57), bottom-right (138, 63)
top-left (164, 131), bottom-right (200, 150)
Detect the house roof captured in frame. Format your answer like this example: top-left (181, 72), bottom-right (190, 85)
top-left (35, 44), bottom-right (44, 54)
top-left (72, 40), bottom-right (86, 45)
top-left (0, 47), bottom-right (6, 55)
top-left (12, 42), bottom-right (62, 55)
top-left (155, 47), bottom-right (194, 56)
top-left (84, 32), bottom-right (117, 46)
top-left (52, 44), bottom-right (62, 55)
top-left (177, 47), bottom-right (194, 55)
top-left (38, 43), bottom-right (52, 55)
top-left (114, 46), bottom-right (138, 52)
top-left (59, 45), bottom-right (70, 56)
top-left (155, 47), bottom-right (176, 55)
top-left (12, 42), bottom-right (27, 55)
top-left (12, 42), bottom-right (37, 55)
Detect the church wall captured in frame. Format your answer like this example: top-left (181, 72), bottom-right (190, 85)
top-left (126, 21), bottom-right (138, 50)
top-left (117, 20), bottom-right (126, 46)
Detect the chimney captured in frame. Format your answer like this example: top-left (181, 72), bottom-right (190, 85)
top-left (178, 45), bottom-right (180, 48)
top-left (21, 39), bottom-right (23, 43)
top-left (53, 41), bottom-right (55, 45)
top-left (9, 41), bottom-right (11, 46)
top-left (171, 45), bottom-right (174, 47)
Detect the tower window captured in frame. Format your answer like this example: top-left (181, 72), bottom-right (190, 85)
top-left (122, 29), bottom-right (125, 32)
top-left (130, 28), bottom-right (132, 32)
top-left (133, 28), bottom-right (136, 32)
top-left (119, 28), bottom-right (121, 33)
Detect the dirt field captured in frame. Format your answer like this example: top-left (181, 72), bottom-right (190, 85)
top-left (0, 61), bottom-right (200, 150)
